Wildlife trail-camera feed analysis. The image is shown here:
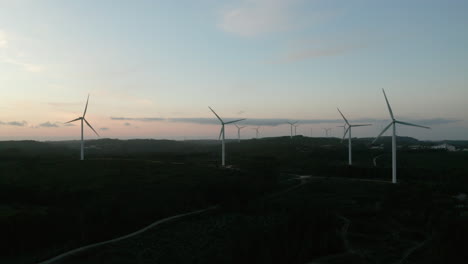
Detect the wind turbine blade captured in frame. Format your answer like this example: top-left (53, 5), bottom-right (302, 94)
top-left (395, 120), bottom-right (430, 129)
top-left (84, 118), bottom-right (100, 137)
top-left (342, 127), bottom-right (350, 141)
top-left (351, 124), bottom-right (372, 127)
top-left (218, 127), bottom-right (223, 140)
top-left (337, 108), bottom-right (349, 125)
top-left (382, 89), bottom-right (395, 120)
top-left (65, 117), bottom-right (81, 123)
top-left (225, 118), bottom-right (246, 124)
top-left (373, 122), bottom-right (393, 143)
top-left (235, 124), bottom-right (239, 129)
top-left (83, 94), bottom-right (90, 117)
top-left (208, 106), bottom-right (223, 123)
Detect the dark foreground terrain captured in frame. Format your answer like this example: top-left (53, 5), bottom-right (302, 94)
top-left (0, 137), bottom-right (467, 263)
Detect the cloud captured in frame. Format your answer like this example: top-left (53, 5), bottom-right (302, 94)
top-left (168, 117), bottom-right (384, 126)
top-left (111, 117), bottom-right (165, 122)
top-left (0, 29), bottom-right (44, 72)
top-left (275, 43), bottom-right (367, 63)
top-left (218, 0), bottom-right (299, 36)
top-left (403, 118), bottom-right (462, 126)
top-left (39, 121), bottom-right (59, 128)
top-left (0, 120), bottom-right (28, 126)
top-left (0, 30), bottom-right (8, 48)
top-left (100, 127), bottom-right (110, 131)
top-left (2, 58), bottom-right (44, 72)
top-left (109, 117), bottom-right (462, 127)
top-left (124, 122), bottom-right (131, 126)
top-left (48, 102), bottom-right (82, 108)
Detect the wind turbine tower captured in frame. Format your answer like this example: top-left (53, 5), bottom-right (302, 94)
top-left (287, 121), bottom-right (297, 139)
top-left (373, 89), bottom-right (430, 183)
top-left (65, 94), bottom-right (100, 160)
top-left (209, 107), bottom-right (246, 167)
top-left (337, 108), bottom-right (372, 165)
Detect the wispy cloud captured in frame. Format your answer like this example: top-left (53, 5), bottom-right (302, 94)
top-left (124, 122), bottom-right (131, 126)
top-left (0, 30), bottom-right (8, 48)
top-left (48, 102), bottom-right (83, 108)
top-left (111, 117), bottom-right (165, 122)
top-left (39, 121), bottom-right (59, 128)
top-left (0, 120), bottom-right (28, 126)
top-left (218, 0), bottom-right (300, 37)
top-left (274, 43), bottom-right (367, 63)
top-left (100, 127), bottom-right (110, 131)
top-left (2, 58), bottom-right (44, 72)
top-left (110, 117), bottom-right (462, 127)
top-left (0, 29), bottom-right (44, 72)
top-left (403, 118), bottom-right (462, 126)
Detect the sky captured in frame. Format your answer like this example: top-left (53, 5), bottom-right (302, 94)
top-left (1, 0), bottom-right (467, 141)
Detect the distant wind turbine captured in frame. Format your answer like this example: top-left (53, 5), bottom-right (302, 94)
top-left (337, 108), bottom-right (372, 165)
top-left (323, 128), bottom-right (332, 137)
top-left (251, 127), bottom-right (260, 139)
top-left (293, 123), bottom-right (299, 136)
top-left (373, 89), bottom-right (430, 183)
top-left (209, 107), bottom-right (245, 167)
top-left (287, 121), bottom-right (297, 138)
top-left (65, 94), bottom-right (99, 160)
top-left (235, 124), bottom-right (246, 143)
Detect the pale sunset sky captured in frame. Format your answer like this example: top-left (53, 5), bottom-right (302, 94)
top-left (1, 0), bottom-right (467, 141)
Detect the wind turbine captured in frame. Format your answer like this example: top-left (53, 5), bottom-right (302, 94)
top-left (323, 128), bottom-right (332, 137)
top-left (337, 108), bottom-right (372, 165)
top-left (209, 107), bottom-right (245, 167)
top-left (287, 121), bottom-right (297, 138)
top-left (235, 124), bottom-right (246, 143)
top-left (373, 89), bottom-right (430, 183)
top-left (293, 123), bottom-right (299, 136)
top-left (65, 94), bottom-right (99, 160)
top-left (251, 127), bottom-right (260, 139)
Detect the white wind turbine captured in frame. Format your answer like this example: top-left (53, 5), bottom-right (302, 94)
top-left (235, 124), bottom-right (246, 143)
top-left (65, 94), bottom-right (100, 160)
top-left (293, 123), bottom-right (299, 136)
top-left (373, 89), bottom-right (430, 183)
top-left (209, 107), bottom-right (245, 167)
top-left (251, 127), bottom-right (260, 139)
top-left (337, 108), bottom-right (372, 165)
top-left (287, 121), bottom-right (297, 138)
top-left (323, 128), bottom-right (332, 137)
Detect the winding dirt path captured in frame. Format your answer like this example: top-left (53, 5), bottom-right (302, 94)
top-left (37, 206), bottom-right (218, 264)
